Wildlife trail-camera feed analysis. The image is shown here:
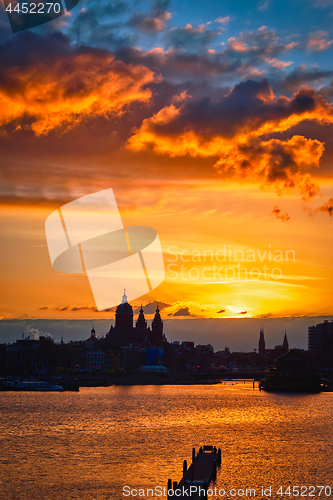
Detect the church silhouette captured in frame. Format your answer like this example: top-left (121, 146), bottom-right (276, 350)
top-left (106, 290), bottom-right (166, 347)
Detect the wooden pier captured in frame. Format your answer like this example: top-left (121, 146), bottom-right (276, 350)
top-left (167, 446), bottom-right (221, 499)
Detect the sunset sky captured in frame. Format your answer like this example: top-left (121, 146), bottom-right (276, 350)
top-left (0, 0), bottom-right (332, 341)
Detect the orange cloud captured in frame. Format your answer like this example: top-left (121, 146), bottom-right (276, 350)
top-left (227, 36), bottom-right (253, 52)
top-left (271, 206), bottom-right (291, 222)
top-left (315, 198), bottom-right (333, 216)
top-left (215, 136), bottom-right (323, 200)
top-left (307, 31), bottom-right (333, 51)
top-left (127, 81), bottom-right (332, 198)
top-left (265, 57), bottom-right (293, 69)
top-left (0, 48), bottom-right (159, 135)
top-left (215, 16), bottom-right (230, 24)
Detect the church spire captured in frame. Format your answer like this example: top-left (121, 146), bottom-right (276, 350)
top-left (136, 304), bottom-right (147, 329)
top-left (152, 302), bottom-right (163, 344)
top-left (122, 288), bottom-right (127, 304)
top-left (258, 325), bottom-right (265, 355)
top-left (283, 330), bottom-right (289, 351)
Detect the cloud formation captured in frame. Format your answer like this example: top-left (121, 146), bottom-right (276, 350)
top-left (315, 198), bottom-right (333, 216)
top-left (133, 301), bottom-right (171, 314)
top-left (128, 79), bottom-right (332, 198)
top-left (0, 31), bottom-right (159, 135)
top-left (307, 31), bottom-right (333, 51)
top-left (129, 8), bottom-right (171, 32)
top-left (271, 206), bottom-right (291, 222)
top-left (171, 306), bottom-right (195, 317)
top-left (39, 305), bottom-right (116, 312)
top-left (166, 24), bottom-right (221, 52)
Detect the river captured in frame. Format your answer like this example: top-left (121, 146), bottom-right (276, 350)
top-left (1, 382), bottom-right (332, 500)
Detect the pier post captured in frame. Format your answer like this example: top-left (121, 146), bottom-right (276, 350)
top-left (217, 448), bottom-right (221, 465)
top-left (183, 460), bottom-right (187, 475)
top-left (192, 447), bottom-right (195, 462)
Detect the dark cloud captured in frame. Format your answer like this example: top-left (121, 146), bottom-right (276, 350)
top-left (133, 301), bottom-right (171, 314)
top-left (139, 80), bottom-right (330, 139)
top-left (237, 311), bottom-right (248, 315)
top-left (226, 27), bottom-right (288, 60)
top-left (128, 79), bottom-right (331, 200)
top-left (0, 3), bottom-right (15, 43)
top-left (115, 46), bottom-right (243, 81)
top-left (217, 309), bottom-right (226, 313)
top-left (71, 4), bottom-right (131, 49)
top-left (0, 31), bottom-right (73, 69)
top-left (319, 78), bottom-right (333, 101)
top-left (315, 198), bottom-right (333, 216)
top-left (275, 66), bottom-right (333, 94)
top-left (271, 206), bottom-right (291, 222)
top-left (172, 306), bottom-right (195, 317)
top-left (47, 305), bottom-right (117, 312)
top-left (128, 8), bottom-right (171, 32)
top-left (0, 31), bottom-right (158, 135)
top-left (165, 25), bottom-right (221, 52)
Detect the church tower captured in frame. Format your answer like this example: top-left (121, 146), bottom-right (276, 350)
top-left (115, 289), bottom-right (133, 333)
top-left (152, 304), bottom-right (164, 344)
top-left (282, 331), bottom-right (289, 352)
top-left (136, 305), bottom-right (147, 330)
top-left (258, 326), bottom-right (266, 355)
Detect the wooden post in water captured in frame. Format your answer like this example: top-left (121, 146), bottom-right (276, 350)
top-left (183, 460), bottom-right (187, 475)
top-left (192, 447), bottom-right (196, 462)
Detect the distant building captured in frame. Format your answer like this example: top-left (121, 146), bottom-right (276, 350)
top-left (86, 350), bottom-right (104, 369)
top-left (308, 320), bottom-right (333, 368)
top-left (258, 326), bottom-right (265, 354)
top-left (260, 349), bottom-right (322, 393)
top-left (258, 328), bottom-right (290, 358)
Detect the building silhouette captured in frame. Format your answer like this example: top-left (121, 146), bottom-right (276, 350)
top-left (283, 331), bottom-right (289, 352)
top-left (258, 326), bottom-right (265, 354)
top-left (308, 320), bottom-right (333, 368)
top-left (106, 290), bottom-right (166, 347)
top-left (258, 328), bottom-right (290, 357)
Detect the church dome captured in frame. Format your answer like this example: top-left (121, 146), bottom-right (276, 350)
top-left (116, 302), bottom-right (133, 314)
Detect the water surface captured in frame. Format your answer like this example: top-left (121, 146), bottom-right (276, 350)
top-left (1, 382), bottom-right (332, 500)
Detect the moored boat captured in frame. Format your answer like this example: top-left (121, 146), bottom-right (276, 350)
top-left (0, 379), bottom-right (64, 392)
